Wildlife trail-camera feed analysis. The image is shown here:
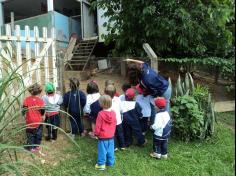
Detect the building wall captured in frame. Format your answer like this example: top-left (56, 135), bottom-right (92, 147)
top-left (97, 7), bottom-right (109, 42)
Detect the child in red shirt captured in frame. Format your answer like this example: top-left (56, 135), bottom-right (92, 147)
top-left (22, 83), bottom-right (45, 152)
top-left (94, 95), bottom-right (117, 171)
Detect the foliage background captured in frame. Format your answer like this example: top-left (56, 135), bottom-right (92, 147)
top-left (93, 0), bottom-right (235, 58)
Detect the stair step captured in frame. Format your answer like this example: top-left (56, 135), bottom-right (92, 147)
top-left (79, 43), bottom-right (96, 47)
top-left (73, 56), bottom-right (89, 59)
top-left (73, 51), bottom-right (90, 55)
top-left (67, 63), bottom-right (86, 66)
top-left (79, 40), bottom-right (97, 44)
top-left (77, 46), bottom-right (94, 49)
top-left (70, 59), bottom-right (87, 62)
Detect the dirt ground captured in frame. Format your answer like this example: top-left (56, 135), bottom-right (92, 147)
top-left (65, 70), bottom-right (234, 102)
top-left (64, 71), bottom-right (127, 95)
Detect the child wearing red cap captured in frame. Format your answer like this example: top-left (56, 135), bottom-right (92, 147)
top-left (120, 88), bottom-right (146, 147)
top-left (150, 97), bottom-right (172, 159)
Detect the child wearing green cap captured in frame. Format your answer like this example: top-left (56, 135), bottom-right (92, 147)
top-left (42, 82), bottom-right (63, 141)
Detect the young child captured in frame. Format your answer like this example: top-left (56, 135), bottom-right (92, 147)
top-left (94, 95), bottom-right (117, 171)
top-left (104, 80), bottom-right (120, 97)
top-left (63, 78), bottom-right (86, 139)
top-left (22, 83), bottom-right (45, 152)
top-left (119, 82), bottom-right (131, 102)
top-left (83, 80), bottom-right (102, 138)
top-left (150, 97), bottom-right (172, 159)
top-left (42, 82), bottom-right (63, 141)
top-left (104, 85), bottom-right (125, 151)
top-left (135, 84), bottom-right (152, 135)
top-left (121, 88), bottom-right (146, 147)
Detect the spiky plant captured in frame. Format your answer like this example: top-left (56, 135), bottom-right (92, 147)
top-left (172, 72), bottom-right (216, 140)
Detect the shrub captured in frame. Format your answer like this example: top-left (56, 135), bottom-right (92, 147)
top-left (171, 95), bottom-right (204, 141)
top-left (192, 85), bottom-right (216, 138)
top-left (171, 74), bottom-right (216, 141)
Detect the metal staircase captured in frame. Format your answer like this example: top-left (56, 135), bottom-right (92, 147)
top-left (66, 37), bottom-right (98, 71)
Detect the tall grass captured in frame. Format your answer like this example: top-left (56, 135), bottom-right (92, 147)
top-left (0, 45), bottom-right (44, 175)
top-left (0, 43), bottom-right (82, 175)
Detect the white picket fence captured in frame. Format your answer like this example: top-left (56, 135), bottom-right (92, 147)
top-left (0, 24), bottom-right (58, 88)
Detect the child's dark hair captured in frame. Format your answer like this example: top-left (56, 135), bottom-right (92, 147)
top-left (69, 77), bottom-right (80, 91)
top-left (126, 63), bottom-right (141, 86)
top-left (28, 83), bottom-right (42, 96)
top-left (122, 82), bottom-right (131, 93)
top-left (86, 80), bottom-right (99, 94)
top-left (105, 85), bottom-right (116, 99)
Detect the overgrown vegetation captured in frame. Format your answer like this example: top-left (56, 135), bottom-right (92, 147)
top-left (0, 45), bottom-right (81, 175)
top-left (171, 73), bottom-right (216, 141)
top-left (0, 46), bottom-right (43, 175)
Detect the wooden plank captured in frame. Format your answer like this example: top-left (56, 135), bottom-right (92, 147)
top-left (143, 43), bottom-right (158, 72)
top-left (5, 24), bottom-right (15, 95)
top-left (51, 27), bottom-right (58, 88)
top-left (43, 27), bottom-right (49, 84)
top-left (23, 40), bottom-right (52, 87)
top-left (25, 25), bottom-right (32, 85)
top-left (64, 37), bottom-right (77, 63)
top-left (15, 25), bottom-right (22, 75)
top-left (0, 36), bottom-right (53, 42)
top-left (34, 26), bottom-right (41, 84)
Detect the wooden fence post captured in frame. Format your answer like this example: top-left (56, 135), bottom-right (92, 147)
top-left (15, 25), bottom-right (23, 75)
top-left (51, 27), bottom-right (58, 88)
top-left (25, 25), bottom-right (32, 85)
top-left (143, 43), bottom-right (158, 72)
top-left (43, 27), bottom-right (49, 84)
top-left (34, 26), bottom-right (41, 84)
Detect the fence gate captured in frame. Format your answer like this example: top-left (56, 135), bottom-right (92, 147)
top-left (0, 24), bottom-right (58, 90)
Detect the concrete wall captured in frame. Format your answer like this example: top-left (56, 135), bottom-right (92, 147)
top-left (82, 2), bottom-right (96, 38)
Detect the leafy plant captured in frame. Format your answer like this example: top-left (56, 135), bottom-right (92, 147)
top-left (171, 95), bottom-right (204, 141)
top-left (192, 85), bottom-right (216, 138)
top-left (162, 57), bottom-right (235, 85)
top-left (93, 0), bottom-right (235, 58)
top-left (172, 74), bottom-right (216, 141)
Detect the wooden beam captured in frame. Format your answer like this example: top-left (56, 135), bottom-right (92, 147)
top-left (143, 43), bottom-right (158, 72)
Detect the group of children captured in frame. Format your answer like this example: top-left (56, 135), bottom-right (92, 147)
top-left (22, 78), bottom-right (172, 171)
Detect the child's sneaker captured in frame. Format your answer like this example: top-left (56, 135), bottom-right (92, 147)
top-left (89, 132), bottom-right (97, 139)
top-left (95, 164), bottom-right (106, 171)
top-left (162, 154), bottom-right (168, 159)
top-left (150, 152), bottom-right (161, 159)
top-left (114, 148), bottom-right (119, 152)
top-left (39, 150), bottom-right (46, 157)
top-left (35, 146), bottom-right (41, 152)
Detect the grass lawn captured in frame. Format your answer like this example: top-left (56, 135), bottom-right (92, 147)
top-left (38, 112), bottom-right (235, 176)
top-left (217, 111), bottom-right (235, 129)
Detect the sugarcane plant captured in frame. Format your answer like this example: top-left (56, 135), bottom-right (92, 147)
top-left (172, 72), bottom-right (216, 141)
top-left (0, 44), bottom-right (45, 175)
top-left (0, 44), bottom-right (80, 175)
